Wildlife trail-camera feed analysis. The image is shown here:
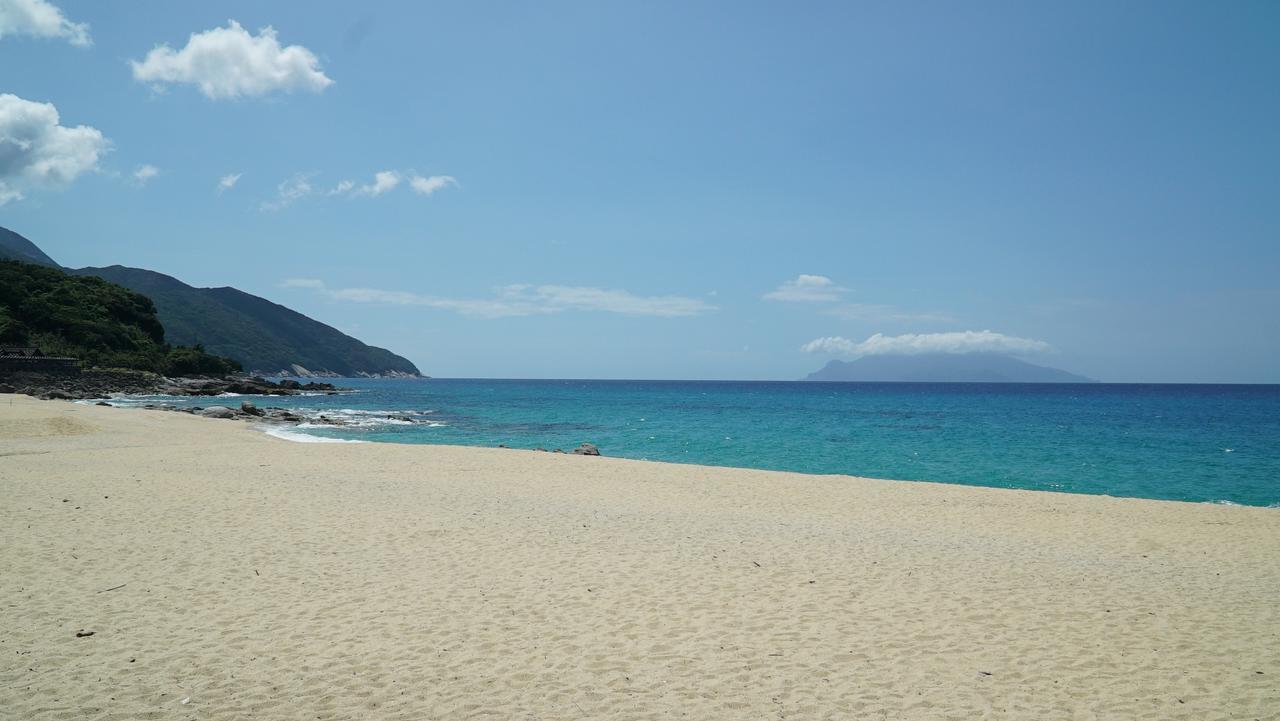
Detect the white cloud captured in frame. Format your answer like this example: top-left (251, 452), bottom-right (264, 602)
top-left (409, 174), bottom-right (457, 196)
top-left (329, 171), bottom-right (455, 198)
top-left (826, 303), bottom-right (954, 324)
top-left (293, 280), bottom-right (717, 318)
top-left (130, 20), bottom-right (333, 100)
top-left (269, 169), bottom-right (456, 207)
top-left (331, 170), bottom-right (401, 198)
top-left (280, 277), bottom-right (325, 289)
top-left (133, 163), bottom-right (159, 185)
top-left (359, 170), bottom-right (401, 197)
top-left (0, 0), bottom-right (90, 47)
top-left (763, 274), bottom-right (848, 302)
top-left (0, 93), bottom-right (108, 205)
top-left (802, 330), bottom-right (1052, 357)
top-left (260, 172), bottom-right (314, 211)
top-left (217, 172), bottom-right (241, 193)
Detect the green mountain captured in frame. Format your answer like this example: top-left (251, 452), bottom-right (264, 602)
top-left (1, 226), bottom-right (421, 377)
top-left (0, 259), bottom-right (239, 376)
top-left (0, 227), bottom-right (60, 267)
top-left (71, 265), bottom-right (421, 376)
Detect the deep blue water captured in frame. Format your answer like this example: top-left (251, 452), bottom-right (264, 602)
top-left (111, 379), bottom-right (1280, 507)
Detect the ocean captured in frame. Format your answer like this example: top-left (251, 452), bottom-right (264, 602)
top-left (105, 379), bottom-right (1280, 507)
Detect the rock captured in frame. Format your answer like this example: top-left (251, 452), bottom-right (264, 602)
top-left (241, 401), bottom-right (263, 416)
top-left (40, 389), bottom-right (76, 400)
top-left (571, 442), bottom-right (601, 456)
top-left (95, 401), bottom-right (111, 406)
top-left (0, 383), bottom-right (14, 393)
top-left (199, 405), bottom-right (237, 419)
top-left (278, 379), bottom-right (302, 390)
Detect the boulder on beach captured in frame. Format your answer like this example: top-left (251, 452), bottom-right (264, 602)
top-left (199, 405), bottom-right (237, 419)
top-left (572, 442), bottom-right (601, 456)
top-left (240, 400), bottom-right (263, 416)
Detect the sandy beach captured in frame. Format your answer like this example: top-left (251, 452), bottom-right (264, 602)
top-left (1, 394), bottom-right (1276, 720)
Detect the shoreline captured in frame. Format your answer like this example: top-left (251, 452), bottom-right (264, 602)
top-left (3, 394), bottom-right (1277, 719)
top-left (56, 393), bottom-right (1280, 508)
top-left (83, 394), bottom-right (1280, 509)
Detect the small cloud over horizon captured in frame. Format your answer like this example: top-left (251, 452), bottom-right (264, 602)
top-left (802, 330), bottom-right (1053, 357)
top-left (763, 274), bottom-right (848, 303)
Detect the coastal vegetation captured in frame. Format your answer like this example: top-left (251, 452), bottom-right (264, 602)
top-left (0, 259), bottom-right (240, 376)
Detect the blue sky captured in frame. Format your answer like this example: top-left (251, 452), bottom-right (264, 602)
top-left (1, 1), bottom-right (1277, 381)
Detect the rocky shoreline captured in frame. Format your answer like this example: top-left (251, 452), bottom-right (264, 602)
top-left (0, 368), bottom-right (340, 401)
top-left (4, 368), bottom-right (604, 454)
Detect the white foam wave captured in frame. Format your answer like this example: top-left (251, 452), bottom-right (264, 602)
top-left (262, 426), bottom-right (365, 444)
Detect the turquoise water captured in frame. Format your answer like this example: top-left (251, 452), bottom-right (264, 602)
top-left (113, 379), bottom-right (1280, 507)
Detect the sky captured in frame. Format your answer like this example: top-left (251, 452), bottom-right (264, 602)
top-left (1, 1), bottom-right (1277, 382)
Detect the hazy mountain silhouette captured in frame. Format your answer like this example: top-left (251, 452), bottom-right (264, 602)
top-left (804, 353), bottom-right (1096, 383)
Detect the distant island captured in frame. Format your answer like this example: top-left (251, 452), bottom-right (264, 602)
top-left (1, 226), bottom-right (421, 378)
top-left (804, 353), bottom-right (1097, 383)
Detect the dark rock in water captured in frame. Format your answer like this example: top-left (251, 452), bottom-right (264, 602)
top-left (199, 405), bottom-right (237, 419)
top-left (95, 401), bottom-right (111, 406)
top-left (241, 400), bottom-right (263, 416)
top-left (572, 442), bottom-right (601, 456)
top-left (278, 379), bottom-right (302, 390)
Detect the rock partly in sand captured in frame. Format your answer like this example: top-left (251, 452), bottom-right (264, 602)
top-left (241, 401), bottom-right (263, 416)
top-left (572, 443), bottom-right (601, 456)
top-left (199, 406), bottom-right (238, 419)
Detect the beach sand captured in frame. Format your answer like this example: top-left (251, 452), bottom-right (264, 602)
top-left (1, 394), bottom-right (1277, 720)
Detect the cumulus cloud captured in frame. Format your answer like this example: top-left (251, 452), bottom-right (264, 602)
top-left (130, 20), bottom-right (333, 100)
top-left (132, 164), bottom-right (159, 185)
top-left (289, 280), bottom-right (717, 318)
top-left (0, 0), bottom-right (90, 46)
top-left (409, 174), bottom-right (456, 196)
top-left (260, 173), bottom-right (314, 211)
top-left (217, 172), bottom-right (241, 193)
top-left (763, 274), bottom-right (848, 302)
top-left (801, 330), bottom-right (1052, 357)
top-left (0, 93), bottom-right (108, 204)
